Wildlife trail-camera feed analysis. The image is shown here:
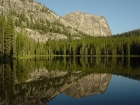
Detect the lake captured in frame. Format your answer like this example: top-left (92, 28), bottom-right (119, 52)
top-left (0, 57), bottom-right (140, 105)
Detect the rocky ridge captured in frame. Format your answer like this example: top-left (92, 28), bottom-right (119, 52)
top-left (0, 0), bottom-right (112, 42)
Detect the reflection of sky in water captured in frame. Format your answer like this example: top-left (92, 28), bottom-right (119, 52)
top-left (46, 75), bottom-right (140, 105)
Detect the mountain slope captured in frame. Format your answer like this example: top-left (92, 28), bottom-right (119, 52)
top-left (0, 0), bottom-right (80, 42)
top-left (0, 0), bottom-right (111, 43)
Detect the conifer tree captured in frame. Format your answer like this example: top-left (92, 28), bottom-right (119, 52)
top-left (0, 15), bottom-right (5, 57)
top-left (4, 11), bottom-right (15, 58)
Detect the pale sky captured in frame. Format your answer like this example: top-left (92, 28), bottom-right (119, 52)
top-left (35, 0), bottom-right (140, 35)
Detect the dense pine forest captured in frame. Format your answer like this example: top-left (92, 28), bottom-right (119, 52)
top-left (0, 12), bottom-right (140, 59)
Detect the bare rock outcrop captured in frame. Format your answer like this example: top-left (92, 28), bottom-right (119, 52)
top-left (63, 11), bottom-right (112, 36)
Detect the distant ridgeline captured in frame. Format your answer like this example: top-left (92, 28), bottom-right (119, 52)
top-left (0, 0), bottom-right (140, 58)
top-left (113, 29), bottom-right (140, 37)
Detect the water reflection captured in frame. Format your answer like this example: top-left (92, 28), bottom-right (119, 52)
top-left (0, 57), bottom-right (140, 105)
top-left (64, 73), bottom-right (111, 98)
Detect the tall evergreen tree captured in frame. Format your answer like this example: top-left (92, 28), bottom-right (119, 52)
top-left (0, 15), bottom-right (5, 57)
top-left (4, 11), bottom-right (15, 58)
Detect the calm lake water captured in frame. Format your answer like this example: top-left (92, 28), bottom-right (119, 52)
top-left (0, 57), bottom-right (140, 105)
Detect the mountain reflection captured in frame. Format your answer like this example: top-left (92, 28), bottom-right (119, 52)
top-left (0, 57), bottom-right (140, 105)
top-left (64, 73), bottom-right (111, 98)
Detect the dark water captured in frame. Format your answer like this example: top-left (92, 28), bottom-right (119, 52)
top-left (0, 57), bottom-right (140, 105)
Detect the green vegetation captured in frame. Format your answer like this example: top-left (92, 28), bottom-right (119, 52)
top-left (0, 2), bottom-right (140, 104)
top-left (0, 10), bottom-right (140, 60)
top-left (4, 12), bottom-right (15, 58)
top-left (114, 29), bottom-right (140, 37)
top-left (19, 0), bottom-right (25, 2)
top-left (20, 0), bottom-right (34, 3)
top-left (45, 36), bottom-right (140, 56)
top-left (0, 15), bottom-right (5, 57)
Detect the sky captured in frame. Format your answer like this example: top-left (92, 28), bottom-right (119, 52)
top-left (35, 0), bottom-right (140, 35)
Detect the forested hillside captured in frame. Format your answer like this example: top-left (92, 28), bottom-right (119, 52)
top-left (0, 12), bottom-right (140, 58)
top-left (0, 0), bottom-right (94, 41)
top-left (114, 29), bottom-right (140, 37)
top-left (0, 0), bottom-right (140, 58)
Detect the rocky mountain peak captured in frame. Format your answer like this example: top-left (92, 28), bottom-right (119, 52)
top-left (63, 11), bottom-right (112, 36)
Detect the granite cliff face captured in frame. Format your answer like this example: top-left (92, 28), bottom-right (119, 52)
top-left (63, 11), bottom-right (112, 36)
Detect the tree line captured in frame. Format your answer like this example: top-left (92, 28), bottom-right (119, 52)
top-left (45, 36), bottom-right (140, 56)
top-left (0, 12), bottom-right (140, 59)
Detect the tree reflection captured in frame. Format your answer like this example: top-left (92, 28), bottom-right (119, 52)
top-left (0, 57), bottom-right (140, 104)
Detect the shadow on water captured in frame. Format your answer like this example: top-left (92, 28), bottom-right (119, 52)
top-left (0, 56), bottom-right (140, 105)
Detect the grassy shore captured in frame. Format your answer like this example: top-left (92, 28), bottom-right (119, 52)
top-left (1, 55), bottom-right (140, 60)
top-left (14, 55), bottom-right (72, 59)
